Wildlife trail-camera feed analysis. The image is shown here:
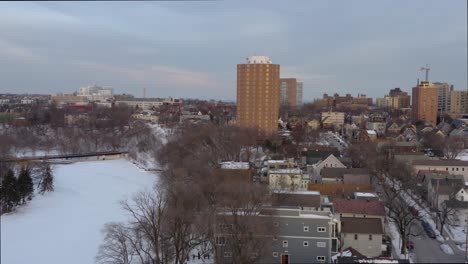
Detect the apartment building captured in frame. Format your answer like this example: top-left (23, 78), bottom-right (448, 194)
top-left (433, 82), bottom-right (453, 113)
top-left (412, 160), bottom-right (468, 180)
top-left (321, 111), bottom-right (345, 128)
top-left (447, 90), bottom-right (467, 114)
top-left (412, 81), bottom-right (438, 125)
top-left (215, 207), bottom-right (339, 264)
top-left (236, 56), bottom-right (280, 135)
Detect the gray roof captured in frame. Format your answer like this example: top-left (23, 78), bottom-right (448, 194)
top-left (413, 159), bottom-right (468, 166)
top-left (341, 217), bottom-right (383, 234)
top-left (321, 168), bottom-right (368, 179)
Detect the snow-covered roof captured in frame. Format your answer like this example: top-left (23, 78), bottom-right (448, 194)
top-left (367, 130), bottom-right (377, 135)
top-left (269, 169), bottom-right (303, 174)
top-left (219, 161), bottom-right (249, 170)
top-left (267, 160), bottom-right (287, 164)
top-left (354, 192), bottom-right (378, 198)
top-left (273, 190), bottom-right (320, 195)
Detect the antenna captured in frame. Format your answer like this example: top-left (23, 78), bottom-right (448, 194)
top-left (419, 64), bottom-right (430, 82)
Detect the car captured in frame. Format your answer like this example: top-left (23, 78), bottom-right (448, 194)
top-left (409, 206), bottom-right (419, 216)
top-left (425, 228), bottom-right (436, 239)
top-left (406, 240), bottom-right (415, 250)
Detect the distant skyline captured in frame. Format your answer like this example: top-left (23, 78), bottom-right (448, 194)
top-left (0, 1), bottom-right (466, 101)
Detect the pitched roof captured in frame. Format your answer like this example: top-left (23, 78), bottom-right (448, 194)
top-left (333, 198), bottom-right (385, 216)
top-left (340, 217), bottom-right (383, 234)
top-left (413, 159), bottom-right (468, 166)
top-left (272, 192), bottom-right (321, 208)
top-left (430, 178), bottom-right (464, 195)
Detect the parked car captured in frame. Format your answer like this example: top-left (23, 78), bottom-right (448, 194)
top-left (409, 206), bottom-right (419, 216)
top-left (406, 240), bottom-right (415, 250)
top-left (421, 220), bottom-right (436, 239)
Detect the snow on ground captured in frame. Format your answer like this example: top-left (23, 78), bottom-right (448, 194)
top-left (1, 160), bottom-right (156, 264)
top-left (440, 244), bottom-right (455, 255)
top-left (457, 244), bottom-right (466, 252)
top-left (447, 225), bottom-right (467, 243)
top-left (458, 150), bottom-right (468, 161)
top-left (387, 220), bottom-right (405, 259)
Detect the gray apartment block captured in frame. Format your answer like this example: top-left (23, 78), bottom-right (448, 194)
top-left (215, 207), bottom-right (339, 264)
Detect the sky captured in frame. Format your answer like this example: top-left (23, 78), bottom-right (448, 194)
top-left (0, 1), bottom-right (466, 101)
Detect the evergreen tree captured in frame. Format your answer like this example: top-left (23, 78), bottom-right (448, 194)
top-left (0, 169), bottom-right (19, 212)
top-left (39, 164), bottom-right (54, 194)
top-left (17, 167), bottom-right (34, 204)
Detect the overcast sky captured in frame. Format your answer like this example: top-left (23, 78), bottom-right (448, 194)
top-left (0, 1), bottom-right (466, 101)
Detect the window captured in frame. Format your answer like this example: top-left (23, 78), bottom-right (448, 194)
top-left (224, 252), bottom-right (232, 258)
top-left (274, 221), bottom-right (279, 227)
top-left (354, 234), bottom-right (358, 240)
top-left (446, 168), bottom-right (449, 171)
top-left (304, 226), bottom-right (309, 232)
top-left (317, 242), bottom-right (326, 247)
top-left (215, 236), bottom-right (226, 245)
top-left (457, 168), bottom-right (459, 171)
top-left (273, 252), bottom-right (278, 258)
top-left (317, 256), bottom-right (326, 261)
top-left (283, 240), bottom-right (288, 248)
top-left (317, 227), bottom-right (326, 232)
top-left (369, 234), bottom-right (373, 240)
top-left (303, 241), bottom-right (309, 247)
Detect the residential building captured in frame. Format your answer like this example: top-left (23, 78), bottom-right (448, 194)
top-left (340, 217), bottom-right (384, 258)
top-left (215, 207), bottom-right (338, 264)
top-left (296, 82), bottom-right (303, 106)
top-left (412, 81), bottom-right (438, 125)
top-left (271, 191), bottom-right (321, 208)
top-left (312, 154), bottom-right (346, 178)
top-left (214, 162), bottom-right (254, 183)
top-left (308, 184), bottom-right (374, 200)
top-left (377, 88), bottom-right (411, 110)
top-left (412, 160), bottom-right (468, 180)
top-left (447, 90), bottom-right (467, 114)
top-left (433, 82), bottom-right (453, 113)
top-left (280, 78), bottom-right (297, 107)
top-left (236, 56), bottom-right (280, 135)
top-left (321, 111), bottom-right (345, 128)
top-left (427, 177), bottom-right (464, 209)
top-left (268, 168), bottom-right (309, 191)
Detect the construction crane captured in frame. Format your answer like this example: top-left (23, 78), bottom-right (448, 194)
top-left (420, 64), bottom-right (430, 81)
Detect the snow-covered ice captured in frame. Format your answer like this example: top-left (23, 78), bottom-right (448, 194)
top-left (1, 160), bottom-right (156, 264)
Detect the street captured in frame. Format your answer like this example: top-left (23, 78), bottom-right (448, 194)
top-left (410, 220), bottom-right (465, 263)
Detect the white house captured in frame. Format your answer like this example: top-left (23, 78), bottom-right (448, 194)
top-left (313, 154), bottom-right (346, 177)
top-left (268, 168), bottom-right (309, 191)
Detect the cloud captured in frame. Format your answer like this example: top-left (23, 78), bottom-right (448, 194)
top-left (0, 39), bottom-right (43, 63)
top-left (281, 66), bottom-right (336, 81)
top-left (76, 61), bottom-right (221, 90)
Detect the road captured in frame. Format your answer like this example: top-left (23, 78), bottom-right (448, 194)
top-left (373, 182), bottom-right (466, 263)
top-left (410, 220), bottom-right (465, 263)
top-left (320, 132), bottom-right (347, 152)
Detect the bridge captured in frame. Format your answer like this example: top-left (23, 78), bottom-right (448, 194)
top-left (0, 151), bottom-right (129, 163)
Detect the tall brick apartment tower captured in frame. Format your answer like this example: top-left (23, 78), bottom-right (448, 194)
top-left (236, 56), bottom-right (280, 135)
top-left (412, 80), bottom-right (439, 125)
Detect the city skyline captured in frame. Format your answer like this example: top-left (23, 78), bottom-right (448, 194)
top-left (0, 1), bottom-right (466, 101)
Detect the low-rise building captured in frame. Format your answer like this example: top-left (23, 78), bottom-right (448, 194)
top-left (412, 160), bottom-right (468, 180)
top-left (269, 168), bottom-right (308, 191)
top-left (340, 217), bottom-right (384, 258)
top-left (321, 112), bottom-right (345, 128)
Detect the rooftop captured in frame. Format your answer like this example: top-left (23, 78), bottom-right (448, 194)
top-left (413, 159), bottom-right (468, 166)
top-left (220, 162), bottom-right (250, 170)
top-left (246, 55), bottom-right (272, 64)
top-left (341, 217), bottom-right (383, 234)
top-left (333, 198), bottom-right (385, 216)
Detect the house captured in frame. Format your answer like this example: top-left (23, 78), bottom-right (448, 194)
top-left (214, 162), bottom-right (254, 183)
top-left (333, 198), bottom-right (386, 221)
top-left (366, 130), bottom-right (377, 141)
top-left (427, 177), bottom-right (464, 209)
top-left (215, 207), bottom-right (339, 264)
top-left (268, 168), bottom-right (309, 191)
top-left (320, 168), bottom-right (369, 185)
top-left (386, 122), bottom-right (404, 135)
top-left (304, 146), bottom-right (341, 165)
top-left (412, 160), bottom-right (468, 180)
top-left (313, 154), bottom-right (347, 178)
top-left (308, 184), bottom-right (374, 200)
top-left (340, 217), bottom-right (384, 258)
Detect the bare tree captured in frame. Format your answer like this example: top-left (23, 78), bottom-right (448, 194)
top-left (96, 222), bottom-right (136, 264)
top-left (443, 136), bottom-right (466, 160)
top-left (436, 200), bottom-right (459, 236)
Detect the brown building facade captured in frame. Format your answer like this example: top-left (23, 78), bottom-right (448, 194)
top-left (412, 81), bottom-right (438, 125)
top-left (236, 56), bottom-right (280, 135)
top-left (280, 78), bottom-right (298, 107)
